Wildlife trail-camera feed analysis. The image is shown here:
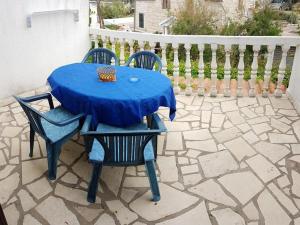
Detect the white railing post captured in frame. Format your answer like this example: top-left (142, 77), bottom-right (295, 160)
top-left (224, 44), bottom-right (231, 97)
top-left (275, 45), bottom-right (289, 97)
top-left (150, 42), bottom-right (156, 53)
top-left (210, 44), bottom-right (218, 97)
top-left (161, 42), bottom-right (168, 76)
top-left (249, 45), bottom-right (260, 97)
top-left (93, 34), bottom-right (98, 48)
top-left (173, 43), bottom-right (180, 94)
top-left (263, 45), bottom-right (275, 97)
top-left (103, 36), bottom-right (107, 49)
top-left (111, 38), bottom-right (116, 65)
top-left (237, 45), bottom-right (246, 97)
top-left (128, 39), bottom-right (134, 66)
top-left (120, 38), bottom-right (125, 65)
top-left (198, 44), bottom-right (205, 96)
top-left (288, 45), bottom-right (300, 111)
top-left (185, 43), bottom-right (192, 96)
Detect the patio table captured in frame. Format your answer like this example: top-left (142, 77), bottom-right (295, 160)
top-left (47, 63), bottom-right (176, 127)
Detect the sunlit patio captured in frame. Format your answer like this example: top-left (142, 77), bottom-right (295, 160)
top-left (1, 91), bottom-right (300, 225)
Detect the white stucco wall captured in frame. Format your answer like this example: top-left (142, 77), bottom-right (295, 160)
top-left (0, 0), bottom-right (90, 99)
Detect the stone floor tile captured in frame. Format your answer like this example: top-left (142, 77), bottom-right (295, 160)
top-left (271, 118), bottom-right (291, 133)
top-left (23, 214), bottom-right (42, 225)
top-left (268, 182), bottom-right (298, 215)
top-left (293, 120), bottom-right (300, 140)
top-left (61, 172), bottom-right (79, 184)
top-left (247, 116), bottom-right (269, 125)
top-left (270, 97), bottom-right (293, 109)
top-left (183, 173), bottom-right (202, 186)
top-left (22, 158), bottom-right (48, 184)
top-left (227, 111), bottom-right (246, 125)
top-left (198, 150), bottom-right (239, 178)
top-left (0, 165), bottom-right (15, 180)
top-left (186, 139), bottom-right (217, 152)
top-left (166, 132), bottom-right (183, 150)
top-left (186, 149), bottom-right (201, 158)
top-left (213, 127), bottom-right (241, 143)
top-left (221, 100), bottom-right (238, 112)
top-left (237, 123), bottom-right (251, 133)
top-left (94, 213), bottom-right (116, 225)
top-left (201, 111), bottom-right (211, 123)
top-left (265, 105), bottom-right (276, 116)
top-left (240, 107), bottom-right (257, 119)
top-left (277, 175), bottom-right (290, 188)
top-left (60, 141), bottom-right (85, 166)
top-left (106, 200), bottom-right (138, 225)
top-left (254, 141), bottom-right (290, 163)
top-left (17, 189), bottom-right (36, 212)
top-left (218, 171), bottom-right (264, 205)
top-left (268, 133), bottom-right (298, 144)
top-left (36, 196), bottom-right (80, 225)
top-left (0, 150), bottom-right (7, 166)
top-left (177, 114), bottom-right (200, 122)
top-left (291, 144), bottom-right (300, 154)
top-left (156, 202), bottom-right (212, 225)
top-left (74, 206), bottom-right (103, 223)
top-left (27, 177), bottom-right (52, 200)
top-left (129, 183), bottom-right (198, 221)
top-left (243, 131), bottom-right (259, 144)
top-left (257, 189), bottom-right (291, 225)
top-left (291, 170), bottom-right (300, 197)
top-left (55, 183), bottom-right (90, 206)
top-left (188, 179), bottom-right (237, 207)
top-left (183, 129), bottom-right (212, 141)
top-left (242, 201), bottom-right (259, 220)
top-left (212, 208), bottom-right (245, 225)
top-left (224, 137), bottom-right (256, 161)
top-left (181, 164), bottom-right (199, 175)
top-left (279, 109), bottom-right (298, 117)
top-left (0, 172), bottom-right (20, 204)
top-left (120, 188), bottom-right (138, 203)
top-left (3, 203), bottom-right (20, 225)
top-left (157, 156), bottom-right (178, 182)
top-left (101, 167), bottom-right (124, 196)
top-left (21, 141), bottom-right (41, 160)
top-left (251, 123), bottom-right (272, 135)
top-left (0, 112), bottom-right (13, 123)
top-left (1, 126), bottom-right (23, 137)
top-left (164, 121), bottom-right (190, 131)
top-left (211, 113), bottom-right (225, 128)
top-left (10, 137), bottom-right (20, 157)
top-left (246, 154), bottom-right (281, 183)
top-left (72, 156), bottom-right (93, 182)
top-left (123, 177), bottom-right (150, 188)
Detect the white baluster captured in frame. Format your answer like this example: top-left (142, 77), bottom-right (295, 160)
top-left (224, 44), bottom-right (231, 97)
top-left (263, 45), bottom-right (275, 97)
top-left (150, 42), bottom-right (156, 53)
top-left (249, 45), bottom-right (260, 97)
top-left (120, 38), bottom-right (125, 65)
top-left (93, 34), bottom-right (98, 48)
top-left (140, 41), bottom-right (145, 51)
top-left (275, 45), bottom-right (289, 97)
top-left (111, 38), bottom-right (116, 65)
top-left (198, 44), bottom-right (205, 96)
top-left (103, 36), bottom-right (107, 49)
top-left (161, 42), bottom-right (168, 76)
top-left (185, 43), bottom-right (192, 96)
top-left (128, 39), bottom-right (134, 67)
top-left (173, 43), bottom-right (180, 94)
top-left (237, 45), bottom-right (246, 97)
top-left (210, 44), bottom-right (218, 97)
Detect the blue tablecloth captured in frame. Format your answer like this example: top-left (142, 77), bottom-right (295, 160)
top-left (47, 63), bottom-right (176, 127)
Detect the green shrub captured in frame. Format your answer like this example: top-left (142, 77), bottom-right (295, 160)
top-left (101, 1), bottom-right (131, 19)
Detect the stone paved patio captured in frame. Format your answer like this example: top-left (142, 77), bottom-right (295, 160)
top-left (1, 93), bottom-right (300, 225)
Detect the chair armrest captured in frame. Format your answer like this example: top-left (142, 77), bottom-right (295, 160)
top-left (41, 113), bottom-right (84, 127)
top-left (80, 115), bottom-right (92, 134)
top-left (16, 93), bottom-right (54, 109)
top-left (151, 113), bottom-right (167, 132)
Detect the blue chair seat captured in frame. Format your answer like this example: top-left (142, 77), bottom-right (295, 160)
top-left (89, 122), bottom-right (154, 162)
top-left (41, 106), bottom-right (79, 143)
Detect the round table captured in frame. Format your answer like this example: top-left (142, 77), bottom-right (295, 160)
top-left (47, 63), bottom-right (176, 127)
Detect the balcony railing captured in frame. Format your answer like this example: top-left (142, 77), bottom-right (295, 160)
top-left (89, 28), bottom-right (300, 98)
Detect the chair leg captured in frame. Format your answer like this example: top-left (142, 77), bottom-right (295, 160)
top-left (46, 142), bottom-right (61, 180)
top-left (29, 125), bottom-right (35, 157)
top-left (145, 160), bottom-right (160, 202)
top-left (87, 162), bottom-right (103, 203)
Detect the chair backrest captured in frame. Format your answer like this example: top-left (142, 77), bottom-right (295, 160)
top-left (125, 51), bottom-right (162, 72)
top-left (96, 133), bottom-right (157, 166)
top-left (14, 96), bottom-right (46, 138)
top-left (82, 48), bottom-right (120, 66)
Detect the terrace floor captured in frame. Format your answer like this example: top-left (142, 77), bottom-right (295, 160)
top-left (1, 93), bottom-right (300, 225)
